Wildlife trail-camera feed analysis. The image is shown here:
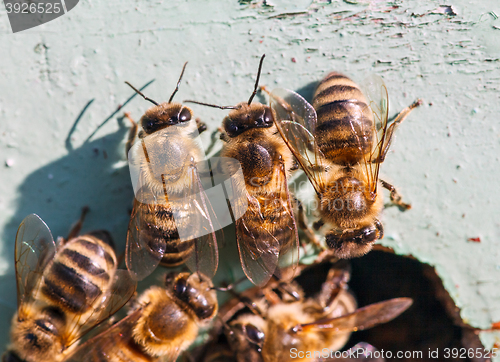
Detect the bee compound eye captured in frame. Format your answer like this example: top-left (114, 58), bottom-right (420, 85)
top-left (179, 107), bottom-right (192, 122)
top-left (263, 107), bottom-right (273, 125)
top-left (226, 121), bottom-right (239, 136)
top-left (245, 324), bottom-right (265, 345)
top-left (361, 226), bottom-right (378, 243)
top-left (142, 116), bottom-right (155, 133)
top-left (174, 276), bottom-right (188, 298)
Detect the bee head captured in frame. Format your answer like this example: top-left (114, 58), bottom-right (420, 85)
top-left (223, 103), bottom-right (274, 138)
top-left (140, 103), bottom-right (193, 134)
top-left (226, 315), bottom-right (266, 360)
top-left (325, 220), bottom-right (383, 259)
top-left (166, 272), bottom-right (218, 322)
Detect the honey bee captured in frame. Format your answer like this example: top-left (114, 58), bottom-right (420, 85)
top-left (3, 210), bottom-right (136, 362)
top-left (270, 73), bottom-right (422, 258)
top-left (125, 63), bottom-right (219, 281)
top-left (222, 261), bottom-right (412, 362)
top-left (186, 55), bottom-right (299, 286)
top-left (62, 271), bottom-right (218, 362)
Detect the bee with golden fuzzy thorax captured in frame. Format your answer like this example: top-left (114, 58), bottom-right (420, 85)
top-left (269, 73), bottom-right (421, 259)
top-left (215, 261), bottom-right (412, 362)
top-left (186, 55), bottom-right (300, 286)
top-left (125, 63), bottom-right (219, 281)
top-left (62, 272), bottom-right (218, 362)
top-left (3, 209), bottom-right (136, 362)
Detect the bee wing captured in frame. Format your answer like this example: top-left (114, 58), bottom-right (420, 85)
top-left (64, 269), bottom-right (137, 346)
top-left (62, 307), bottom-right (143, 362)
top-left (15, 214), bottom-right (56, 316)
top-left (275, 158), bottom-right (299, 283)
top-left (179, 161), bottom-right (219, 279)
top-left (297, 297), bottom-right (412, 333)
top-left (235, 159), bottom-right (298, 287)
top-left (359, 75), bottom-right (390, 193)
top-left (270, 88), bottom-right (326, 195)
top-left (236, 201), bottom-right (280, 287)
top-left (126, 176), bottom-right (167, 281)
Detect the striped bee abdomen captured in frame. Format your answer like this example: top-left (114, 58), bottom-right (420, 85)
top-left (313, 72), bottom-right (374, 166)
top-left (240, 194), bottom-right (294, 256)
top-left (135, 200), bottom-right (196, 268)
top-left (41, 234), bottom-right (117, 314)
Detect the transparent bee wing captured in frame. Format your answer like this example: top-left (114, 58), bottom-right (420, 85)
top-left (236, 214), bottom-right (280, 285)
top-left (15, 214), bottom-right (56, 316)
top-left (62, 307), bottom-right (143, 362)
top-left (271, 88), bottom-right (318, 134)
top-left (269, 88), bottom-right (327, 194)
top-left (125, 177), bottom-right (167, 281)
top-left (181, 161), bottom-right (220, 279)
top-left (236, 199), bottom-right (280, 287)
top-left (296, 297), bottom-right (412, 333)
top-left (275, 157), bottom-right (299, 283)
top-left (359, 75), bottom-right (390, 193)
top-left (235, 160), bottom-right (299, 286)
top-left (319, 342), bottom-right (385, 361)
top-left (64, 269), bottom-right (137, 346)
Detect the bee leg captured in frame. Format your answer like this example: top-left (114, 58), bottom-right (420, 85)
top-left (124, 112), bottom-right (138, 158)
top-left (195, 118), bottom-right (208, 134)
top-left (313, 249), bottom-right (338, 265)
top-left (66, 206), bottom-right (90, 242)
top-left (318, 263), bottom-right (350, 310)
top-left (391, 98), bottom-right (423, 126)
top-left (296, 199), bottom-right (322, 250)
top-left (380, 179), bottom-right (411, 211)
top-left (376, 99), bottom-right (423, 163)
top-left (219, 127), bottom-right (230, 143)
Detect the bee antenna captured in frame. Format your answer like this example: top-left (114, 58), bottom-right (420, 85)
top-left (248, 54), bottom-right (266, 105)
top-left (169, 62), bottom-right (188, 103)
top-left (211, 276), bottom-right (248, 291)
top-left (125, 81), bottom-right (159, 106)
top-left (184, 100), bottom-right (238, 110)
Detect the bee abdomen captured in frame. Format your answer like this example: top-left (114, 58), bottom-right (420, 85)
top-left (60, 249), bottom-right (109, 280)
top-left (42, 262), bottom-right (102, 313)
top-left (161, 237), bottom-right (195, 267)
top-left (242, 201), bottom-right (293, 251)
top-left (76, 237), bottom-right (116, 268)
top-left (41, 236), bottom-right (117, 313)
top-left (313, 73), bottom-right (374, 165)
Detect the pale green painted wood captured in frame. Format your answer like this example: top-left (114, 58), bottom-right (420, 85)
top-left (1, 0), bottom-right (499, 355)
